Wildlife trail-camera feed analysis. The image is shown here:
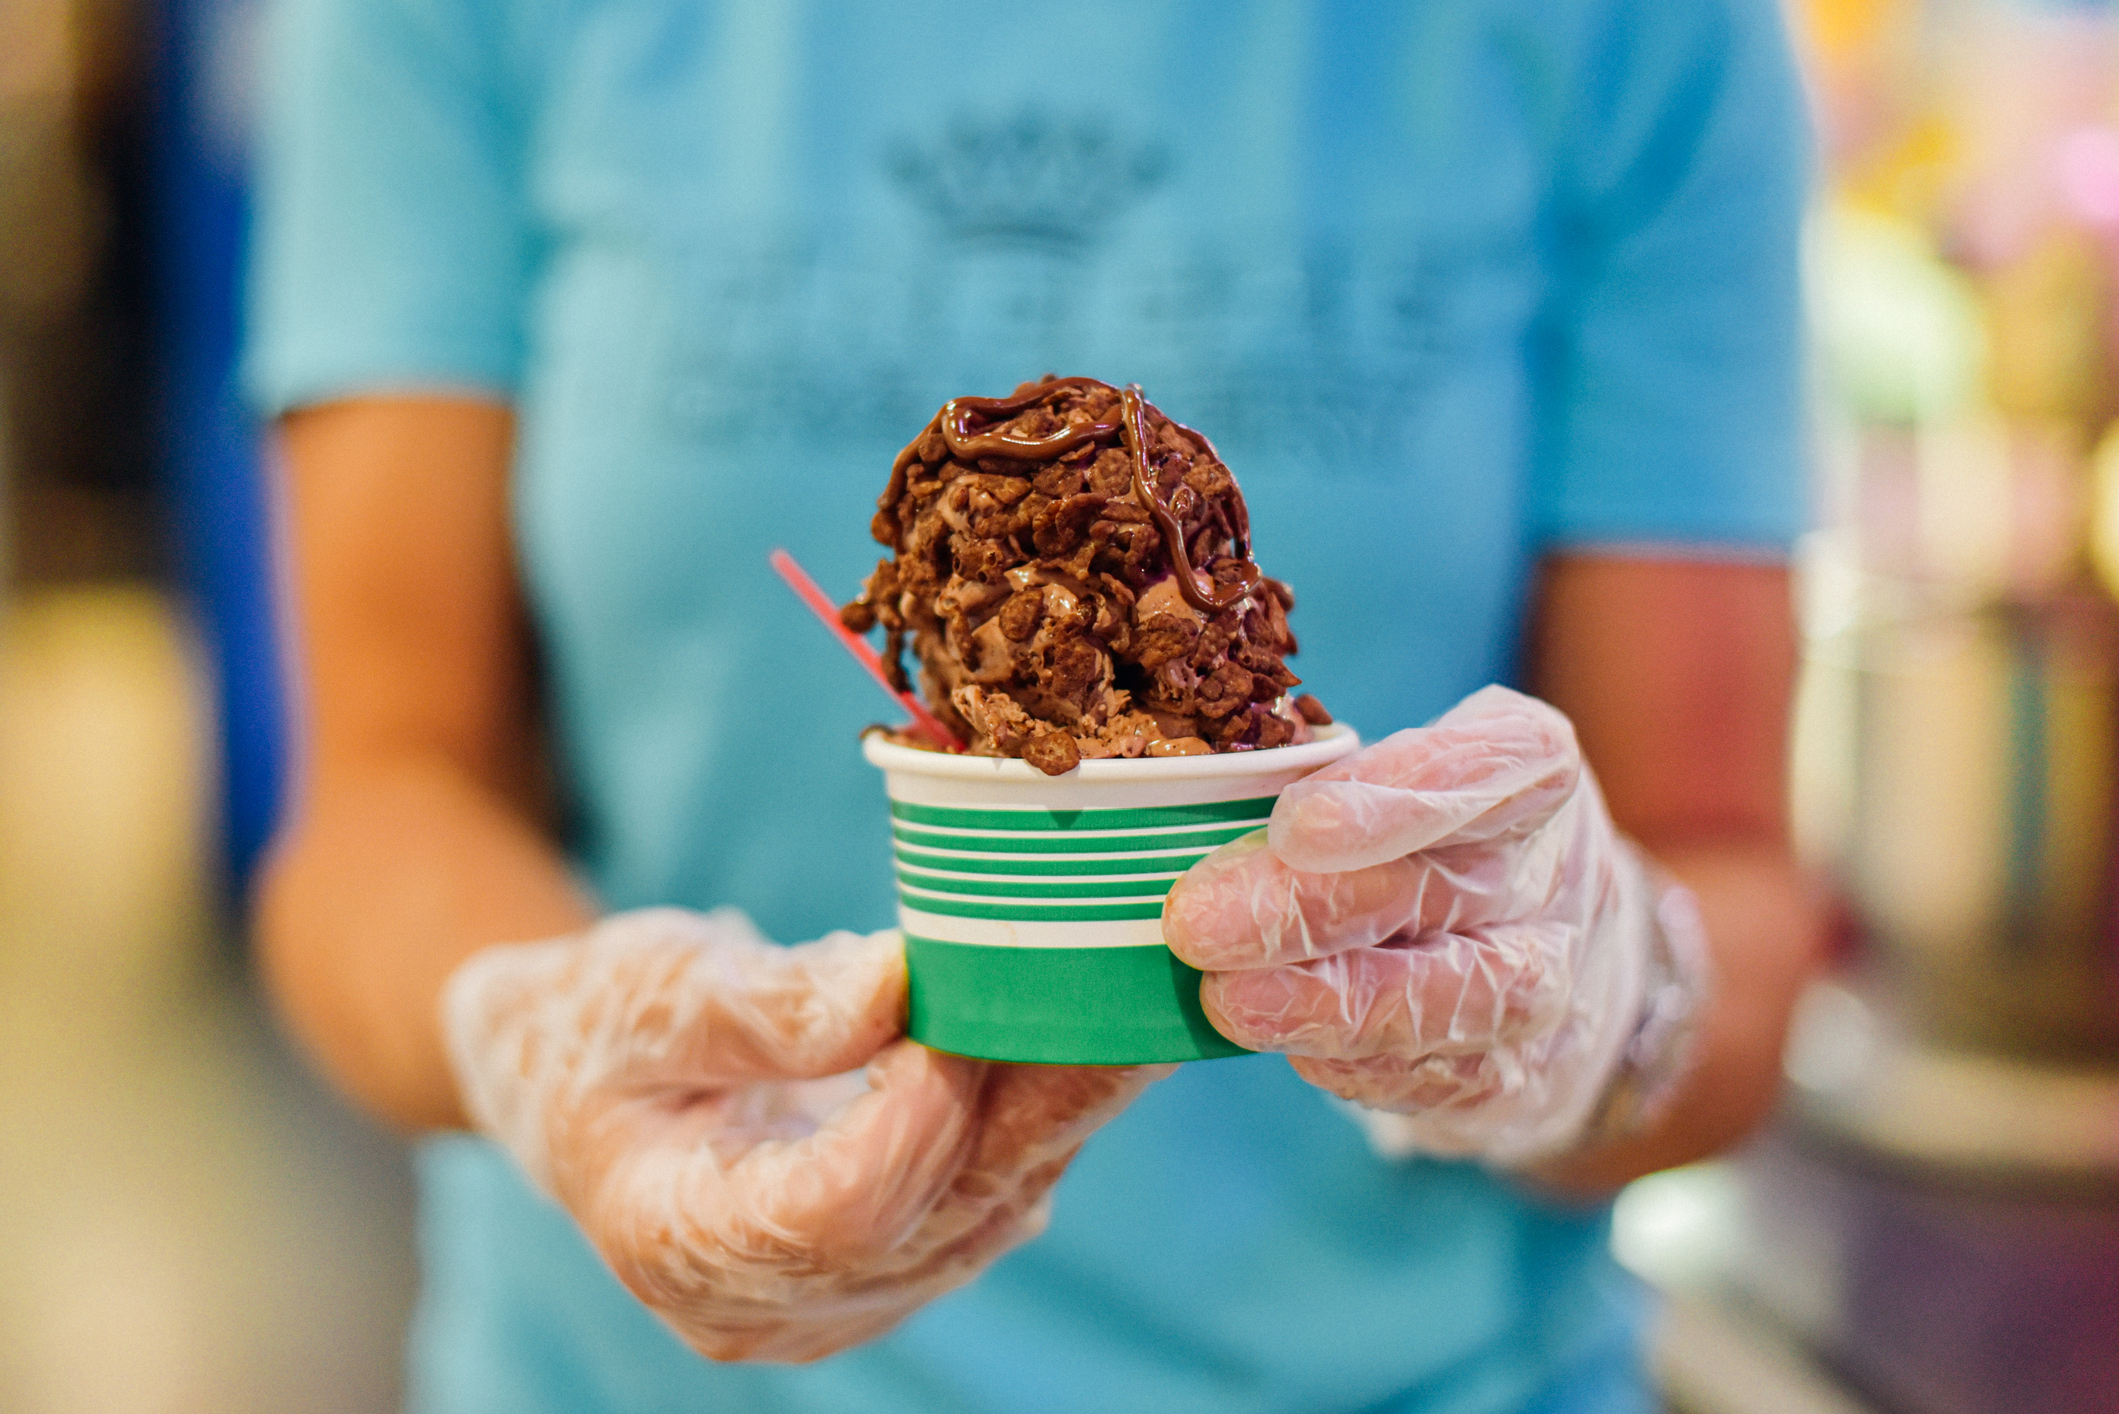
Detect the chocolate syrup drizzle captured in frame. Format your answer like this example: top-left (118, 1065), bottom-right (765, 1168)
top-left (882, 377), bottom-right (1261, 613)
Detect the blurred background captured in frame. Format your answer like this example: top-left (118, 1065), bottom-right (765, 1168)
top-left (1, 0), bottom-right (2115, 1411)
top-left (0, 0), bottom-right (413, 1409)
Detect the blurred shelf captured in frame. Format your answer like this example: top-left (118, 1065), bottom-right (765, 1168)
top-left (1784, 980), bottom-right (2119, 1186)
top-left (1654, 1293), bottom-right (1882, 1414)
top-left (1619, 1165), bottom-right (1886, 1414)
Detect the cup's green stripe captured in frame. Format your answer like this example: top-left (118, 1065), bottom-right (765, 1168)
top-left (891, 796), bottom-right (1279, 832)
top-left (899, 893), bottom-right (1167, 922)
top-left (894, 845), bottom-right (1212, 876)
top-left (892, 822), bottom-right (1258, 854)
top-left (897, 872), bottom-right (1181, 900)
top-left (898, 861), bottom-right (1186, 886)
top-left (904, 934), bottom-right (1250, 1064)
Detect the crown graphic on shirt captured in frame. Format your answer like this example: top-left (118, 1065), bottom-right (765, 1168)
top-left (888, 110), bottom-right (1169, 249)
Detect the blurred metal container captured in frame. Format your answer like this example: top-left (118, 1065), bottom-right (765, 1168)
top-left (1809, 588), bottom-right (2119, 1061)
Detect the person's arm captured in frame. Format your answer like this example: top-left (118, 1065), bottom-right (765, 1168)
top-left (1163, 554), bottom-right (1823, 1189)
top-left (1523, 553), bottom-right (1824, 1195)
top-left (257, 397), bottom-right (1169, 1363)
top-left (257, 394), bottom-right (592, 1132)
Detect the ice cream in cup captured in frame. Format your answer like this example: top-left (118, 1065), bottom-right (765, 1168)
top-left (866, 723), bottom-right (1359, 1063)
top-left (805, 374), bottom-right (1350, 1062)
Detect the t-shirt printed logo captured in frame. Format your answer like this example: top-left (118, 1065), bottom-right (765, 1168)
top-left (887, 109), bottom-right (1170, 250)
top-left (646, 112), bottom-right (1530, 484)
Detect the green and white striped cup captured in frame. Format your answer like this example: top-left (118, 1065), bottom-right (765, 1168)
top-left (864, 723), bottom-right (1360, 1064)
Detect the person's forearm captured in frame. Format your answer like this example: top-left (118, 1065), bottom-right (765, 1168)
top-left (1518, 555), bottom-right (1818, 1195)
top-left (1525, 837), bottom-right (1824, 1197)
top-left (258, 754), bottom-right (594, 1131)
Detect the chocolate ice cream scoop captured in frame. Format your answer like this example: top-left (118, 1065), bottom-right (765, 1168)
top-left (842, 376), bottom-right (1329, 774)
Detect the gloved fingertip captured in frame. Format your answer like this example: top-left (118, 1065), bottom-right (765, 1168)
top-left (1286, 1054), bottom-right (1403, 1111)
top-left (1437, 684), bottom-right (1564, 734)
top-left (1196, 966), bottom-right (1303, 1052)
top-left (1263, 782), bottom-right (1354, 866)
top-left (1273, 783), bottom-right (1344, 844)
top-left (742, 931), bottom-right (913, 1080)
top-left (1158, 883), bottom-right (1217, 965)
top-left (1160, 835), bottom-right (1269, 967)
top-left (810, 929), bottom-right (911, 1014)
top-left (873, 1038), bottom-right (986, 1104)
top-left (1268, 780), bottom-right (1424, 873)
top-left (806, 926), bottom-right (908, 982)
top-left (1438, 682), bottom-right (1526, 719)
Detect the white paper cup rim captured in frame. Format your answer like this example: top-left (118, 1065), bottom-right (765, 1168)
top-left (863, 721), bottom-right (1359, 783)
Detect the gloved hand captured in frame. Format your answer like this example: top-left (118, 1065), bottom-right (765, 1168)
top-left (1163, 685), bottom-right (1708, 1166)
top-left (443, 907), bottom-right (1163, 1362)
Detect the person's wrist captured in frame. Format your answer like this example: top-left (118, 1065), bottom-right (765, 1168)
top-left (1337, 844), bottom-right (1712, 1168)
top-left (440, 930), bottom-right (588, 1194)
top-left (1565, 859), bottom-right (1712, 1152)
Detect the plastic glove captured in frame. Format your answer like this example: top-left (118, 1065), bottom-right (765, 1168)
top-left (443, 907), bottom-right (1163, 1362)
top-left (1162, 685), bottom-right (1708, 1166)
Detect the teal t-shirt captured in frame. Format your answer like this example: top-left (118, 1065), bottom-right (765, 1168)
top-left (247, 2), bottom-right (1808, 1410)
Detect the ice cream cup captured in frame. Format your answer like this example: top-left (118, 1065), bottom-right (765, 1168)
top-left (863, 723), bottom-right (1361, 1065)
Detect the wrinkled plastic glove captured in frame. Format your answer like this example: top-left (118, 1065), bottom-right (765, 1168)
top-left (443, 907), bottom-right (1163, 1362)
top-left (1163, 685), bottom-right (1708, 1166)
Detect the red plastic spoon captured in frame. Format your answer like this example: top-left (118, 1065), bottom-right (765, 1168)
top-left (768, 549), bottom-right (964, 752)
